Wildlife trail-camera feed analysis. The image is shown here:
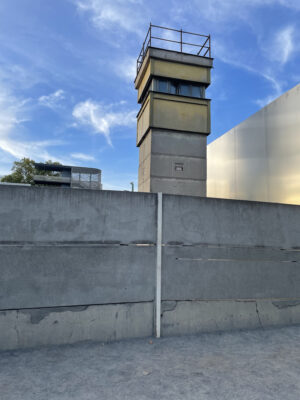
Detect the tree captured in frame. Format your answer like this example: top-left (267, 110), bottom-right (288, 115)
top-left (1, 158), bottom-right (61, 185)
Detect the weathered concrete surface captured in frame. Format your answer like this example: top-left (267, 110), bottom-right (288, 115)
top-left (162, 245), bottom-right (300, 300)
top-left (1, 326), bottom-right (300, 400)
top-left (1, 187), bottom-right (300, 351)
top-left (161, 299), bottom-right (300, 336)
top-left (0, 302), bottom-right (153, 350)
top-left (0, 186), bottom-right (157, 243)
top-left (162, 195), bottom-right (300, 247)
top-left (0, 245), bottom-right (155, 309)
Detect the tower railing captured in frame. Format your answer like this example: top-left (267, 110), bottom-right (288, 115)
top-left (137, 24), bottom-right (211, 74)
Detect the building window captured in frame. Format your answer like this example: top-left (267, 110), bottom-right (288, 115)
top-left (154, 78), bottom-right (205, 99)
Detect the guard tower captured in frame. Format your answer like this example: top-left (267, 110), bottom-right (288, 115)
top-left (135, 24), bottom-right (213, 196)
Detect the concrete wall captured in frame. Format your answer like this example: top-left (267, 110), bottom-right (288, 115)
top-left (160, 195), bottom-right (300, 334)
top-left (0, 186), bottom-right (156, 350)
top-left (207, 83), bottom-right (300, 205)
top-left (1, 186), bottom-right (300, 350)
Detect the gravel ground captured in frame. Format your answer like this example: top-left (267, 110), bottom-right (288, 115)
top-left (1, 325), bottom-right (300, 400)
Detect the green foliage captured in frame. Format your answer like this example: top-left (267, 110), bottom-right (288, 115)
top-left (1, 158), bottom-right (61, 184)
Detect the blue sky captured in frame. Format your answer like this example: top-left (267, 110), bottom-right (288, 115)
top-left (0, 0), bottom-right (299, 190)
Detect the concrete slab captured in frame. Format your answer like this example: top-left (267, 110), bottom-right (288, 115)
top-left (0, 302), bottom-right (153, 351)
top-left (161, 300), bottom-right (300, 336)
top-left (0, 245), bottom-right (155, 309)
top-left (162, 245), bottom-right (300, 300)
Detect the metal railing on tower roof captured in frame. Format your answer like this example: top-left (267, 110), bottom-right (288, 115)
top-left (136, 24), bottom-right (211, 74)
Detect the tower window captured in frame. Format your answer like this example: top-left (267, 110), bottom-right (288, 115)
top-left (191, 85), bottom-right (201, 97)
top-left (170, 81), bottom-right (177, 94)
top-left (179, 84), bottom-right (190, 96)
top-left (157, 79), bottom-right (168, 93)
top-left (154, 78), bottom-right (205, 99)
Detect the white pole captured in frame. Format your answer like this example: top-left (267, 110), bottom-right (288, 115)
top-left (156, 192), bottom-right (163, 338)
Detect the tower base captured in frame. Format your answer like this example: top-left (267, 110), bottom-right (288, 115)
top-left (138, 129), bottom-right (207, 196)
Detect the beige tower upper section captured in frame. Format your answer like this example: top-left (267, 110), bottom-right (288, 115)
top-left (135, 25), bottom-right (213, 196)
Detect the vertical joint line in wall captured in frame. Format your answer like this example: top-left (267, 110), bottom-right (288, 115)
top-left (155, 192), bottom-right (163, 338)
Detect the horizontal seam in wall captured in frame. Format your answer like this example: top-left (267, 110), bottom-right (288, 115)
top-left (151, 153), bottom-right (206, 160)
top-left (151, 176), bottom-right (206, 182)
top-left (161, 297), bottom-right (300, 302)
top-left (163, 243), bottom-right (300, 252)
top-left (0, 243), bottom-right (298, 252)
top-left (152, 95), bottom-right (209, 106)
top-left (0, 300), bottom-right (154, 313)
top-left (175, 257), bottom-right (300, 264)
top-left (0, 242), bottom-right (156, 247)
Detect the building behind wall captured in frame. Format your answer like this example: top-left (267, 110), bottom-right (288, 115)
top-left (34, 163), bottom-right (102, 190)
top-left (207, 83), bottom-right (300, 205)
top-left (135, 24), bottom-right (213, 196)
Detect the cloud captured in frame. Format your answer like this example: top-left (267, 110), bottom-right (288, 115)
top-left (0, 63), bottom-right (41, 90)
top-left (0, 86), bottom-right (32, 154)
top-left (189, 0), bottom-right (300, 24)
top-left (114, 57), bottom-right (137, 82)
top-left (213, 36), bottom-right (288, 108)
top-left (73, 0), bottom-right (146, 36)
top-left (0, 138), bottom-right (64, 161)
top-left (0, 83), bottom-right (66, 170)
top-left (38, 89), bottom-right (65, 109)
top-left (72, 100), bottom-right (136, 145)
top-left (254, 71), bottom-right (283, 107)
top-left (264, 26), bottom-right (295, 65)
top-left (71, 152), bottom-right (95, 161)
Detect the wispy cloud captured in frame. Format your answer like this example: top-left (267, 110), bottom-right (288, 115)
top-left (254, 71), bottom-right (284, 107)
top-left (38, 89), bottom-right (65, 109)
top-left (184, 0), bottom-right (299, 108)
top-left (72, 100), bottom-right (136, 146)
top-left (73, 0), bottom-right (146, 36)
top-left (71, 152), bottom-right (95, 161)
top-left (0, 138), bottom-right (64, 161)
top-left (113, 57), bottom-right (137, 82)
top-left (190, 0), bottom-right (300, 24)
top-left (213, 33), bottom-right (289, 108)
top-left (264, 26), bottom-right (295, 65)
top-left (0, 63), bottom-right (42, 90)
top-left (0, 83), bottom-right (66, 169)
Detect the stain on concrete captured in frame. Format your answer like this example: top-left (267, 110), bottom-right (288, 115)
top-left (272, 300), bottom-right (300, 309)
top-left (255, 301), bottom-right (263, 329)
top-left (20, 305), bottom-right (89, 324)
top-left (162, 301), bottom-right (177, 313)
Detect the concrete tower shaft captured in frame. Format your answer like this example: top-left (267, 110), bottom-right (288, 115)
top-left (135, 24), bottom-right (213, 196)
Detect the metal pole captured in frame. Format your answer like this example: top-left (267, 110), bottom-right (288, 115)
top-left (155, 192), bottom-right (163, 338)
top-left (180, 29), bottom-right (182, 52)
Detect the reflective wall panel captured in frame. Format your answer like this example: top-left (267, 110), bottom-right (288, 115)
top-left (207, 83), bottom-right (300, 205)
